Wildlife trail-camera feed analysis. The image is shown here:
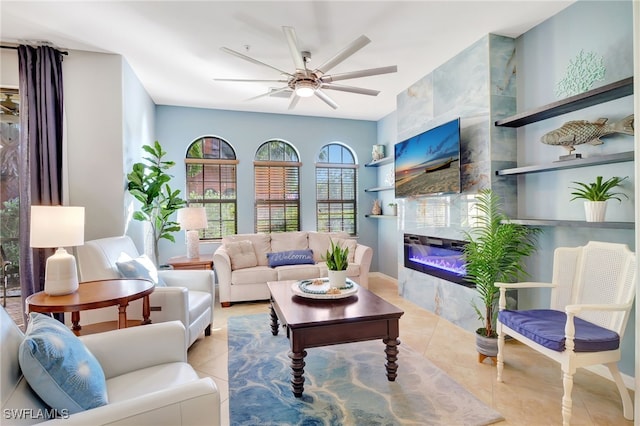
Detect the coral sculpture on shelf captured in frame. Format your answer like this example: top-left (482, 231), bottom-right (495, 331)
top-left (371, 200), bottom-right (382, 215)
top-left (555, 49), bottom-right (606, 99)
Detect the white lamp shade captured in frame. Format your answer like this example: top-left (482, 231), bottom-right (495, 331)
top-left (30, 206), bottom-right (85, 248)
top-left (177, 207), bottom-right (208, 230)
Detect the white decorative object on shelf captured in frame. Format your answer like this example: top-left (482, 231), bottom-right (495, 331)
top-left (372, 144), bottom-right (385, 161)
top-left (555, 49), bottom-right (606, 99)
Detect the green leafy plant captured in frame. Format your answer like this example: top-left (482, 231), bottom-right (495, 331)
top-left (463, 189), bottom-right (540, 338)
top-left (569, 176), bottom-right (628, 202)
top-left (322, 239), bottom-right (349, 271)
top-left (127, 141), bottom-right (186, 264)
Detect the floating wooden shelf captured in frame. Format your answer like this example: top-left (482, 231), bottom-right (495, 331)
top-left (364, 157), bottom-right (393, 167)
top-left (495, 77), bottom-right (633, 128)
top-left (496, 151), bottom-right (634, 176)
top-left (364, 186), bottom-right (394, 192)
top-left (506, 219), bottom-right (634, 229)
top-left (365, 214), bottom-right (397, 219)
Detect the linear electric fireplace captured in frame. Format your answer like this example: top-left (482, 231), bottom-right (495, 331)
top-left (404, 233), bottom-right (470, 286)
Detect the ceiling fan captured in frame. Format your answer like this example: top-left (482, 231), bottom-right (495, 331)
top-left (215, 26), bottom-right (397, 110)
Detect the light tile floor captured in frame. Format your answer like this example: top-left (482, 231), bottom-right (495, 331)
top-left (7, 274), bottom-right (634, 425)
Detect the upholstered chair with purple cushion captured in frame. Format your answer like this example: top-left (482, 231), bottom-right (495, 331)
top-left (496, 241), bottom-right (636, 426)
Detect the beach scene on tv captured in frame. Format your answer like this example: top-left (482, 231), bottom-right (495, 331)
top-left (394, 118), bottom-right (461, 198)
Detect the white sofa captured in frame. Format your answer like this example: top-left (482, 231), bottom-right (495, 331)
top-left (0, 307), bottom-right (220, 426)
top-left (214, 231), bottom-right (373, 306)
top-left (76, 236), bottom-right (214, 348)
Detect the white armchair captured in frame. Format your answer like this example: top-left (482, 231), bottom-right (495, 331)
top-left (76, 236), bottom-right (214, 347)
top-left (496, 241), bottom-right (636, 425)
top-left (1, 306), bottom-right (221, 425)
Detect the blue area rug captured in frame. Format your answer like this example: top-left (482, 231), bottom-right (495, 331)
top-left (228, 313), bottom-right (503, 426)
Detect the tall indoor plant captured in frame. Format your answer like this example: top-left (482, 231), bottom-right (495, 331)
top-left (463, 189), bottom-right (540, 357)
top-left (569, 175), bottom-right (628, 222)
top-left (127, 141), bottom-right (186, 265)
top-left (323, 239), bottom-right (349, 288)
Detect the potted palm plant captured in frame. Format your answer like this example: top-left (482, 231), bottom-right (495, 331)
top-left (463, 189), bottom-right (540, 361)
top-left (127, 141), bottom-right (186, 265)
top-left (323, 239), bottom-right (349, 288)
top-left (569, 175), bottom-right (628, 222)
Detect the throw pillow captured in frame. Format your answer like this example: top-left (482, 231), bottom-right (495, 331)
top-left (267, 249), bottom-right (315, 268)
top-left (226, 240), bottom-right (258, 269)
top-left (18, 313), bottom-right (108, 414)
top-left (116, 253), bottom-right (166, 287)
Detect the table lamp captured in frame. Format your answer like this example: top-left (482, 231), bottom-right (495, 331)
top-left (177, 206), bottom-right (207, 259)
top-left (30, 205), bottom-right (85, 296)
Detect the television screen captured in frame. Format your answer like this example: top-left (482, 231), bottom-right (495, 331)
top-left (394, 118), bottom-right (461, 198)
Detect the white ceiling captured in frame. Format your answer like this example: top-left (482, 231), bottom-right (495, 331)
top-left (1, 1), bottom-right (574, 121)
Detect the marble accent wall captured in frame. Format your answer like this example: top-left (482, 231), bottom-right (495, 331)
top-left (396, 34), bottom-right (516, 332)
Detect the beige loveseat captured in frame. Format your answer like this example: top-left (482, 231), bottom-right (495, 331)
top-left (213, 231), bottom-right (373, 307)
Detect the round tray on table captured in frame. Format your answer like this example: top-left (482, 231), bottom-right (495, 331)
top-left (291, 278), bottom-right (358, 300)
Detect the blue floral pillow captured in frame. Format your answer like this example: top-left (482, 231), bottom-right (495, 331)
top-left (18, 313), bottom-right (108, 414)
top-left (267, 249), bottom-right (315, 267)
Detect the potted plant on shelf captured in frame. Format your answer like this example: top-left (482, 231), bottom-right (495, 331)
top-left (388, 203), bottom-right (398, 216)
top-left (323, 239), bottom-right (349, 288)
top-left (569, 175), bottom-right (628, 222)
top-left (127, 141), bottom-right (186, 265)
top-left (463, 189), bottom-right (540, 362)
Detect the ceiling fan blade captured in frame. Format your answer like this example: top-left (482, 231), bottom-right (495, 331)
top-left (315, 35), bottom-right (370, 75)
top-left (321, 65), bottom-right (398, 83)
top-left (314, 89), bottom-right (338, 110)
top-left (288, 93), bottom-right (301, 110)
top-left (220, 47), bottom-right (292, 76)
top-left (321, 83), bottom-right (380, 96)
top-left (282, 26), bottom-right (306, 71)
top-left (246, 86), bottom-right (291, 101)
top-left (214, 78), bottom-right (289, 83)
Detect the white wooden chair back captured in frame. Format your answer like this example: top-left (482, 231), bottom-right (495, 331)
top-left (550, 241), bottom-right (636, 335)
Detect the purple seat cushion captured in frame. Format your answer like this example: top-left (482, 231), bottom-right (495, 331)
top-left (498, 309), bottom-right (619, 352)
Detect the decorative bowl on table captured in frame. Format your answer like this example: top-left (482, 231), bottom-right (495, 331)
top-left (291, 278), bottom-right (358, 300)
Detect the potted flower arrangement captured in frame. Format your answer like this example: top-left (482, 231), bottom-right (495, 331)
top-left (323, 239), bottom-right (349, 288)
top-left (388, 203), bottom-right (398, 216)
top-left (569, 175), bottom-right (628, 222)
top-left (463, 189), bottom-right (540, 361)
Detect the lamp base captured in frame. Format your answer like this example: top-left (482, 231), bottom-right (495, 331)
top-left (185, 230), bottom-right (200, 259)
top-left (44, 248), bottom-right (79, 296)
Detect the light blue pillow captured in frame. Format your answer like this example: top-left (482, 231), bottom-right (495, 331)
top-left (116, 254), bottom-right (166, 286)
top-left (267, 249), bottom-right (315, 267)
top-left (18, 313), bottom-right (108, 414)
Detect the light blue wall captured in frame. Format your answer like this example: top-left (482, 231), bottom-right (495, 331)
top-left (514, 0), bottom-right (635, 376)
top-left (154, 106), bottom-right (379, 265)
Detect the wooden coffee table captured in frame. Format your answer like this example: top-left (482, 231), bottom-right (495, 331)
top-left (267, 280), bottom-right (404, 397)
top-left (26, 278), bottom-right (155, 335)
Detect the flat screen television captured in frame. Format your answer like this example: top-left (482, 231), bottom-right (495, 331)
top-left (394, 118), bottom-right (461, 198)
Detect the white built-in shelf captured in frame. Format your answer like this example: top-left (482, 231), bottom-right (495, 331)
top-left (365, 214), bottom-right (397, 219)
top-left (507, 218), bottom-right (634, 229)
top-left (364, 157), bottom-right (393, 167)
top-left (364, 186), bottom-right (394, 192)
top-left (496, 151), bottom-right (634, 176)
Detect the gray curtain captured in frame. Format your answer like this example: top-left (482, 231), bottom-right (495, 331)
top-left (18, 45), bottom-right (65, 317)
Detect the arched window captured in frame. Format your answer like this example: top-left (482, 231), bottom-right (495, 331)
top-left (254, 140), bottom-right (301, 233)
top-left (185, 136), bottom-right (238, 239)
top-left (315, 143), bottom-right (357, 235)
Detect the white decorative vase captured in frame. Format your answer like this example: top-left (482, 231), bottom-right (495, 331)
top-left (584, 201), bottom-right (607, 222)
top-left (328, 270), bottom-right (347, 288)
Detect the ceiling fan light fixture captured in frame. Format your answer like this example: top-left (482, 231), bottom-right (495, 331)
top-left (295, 80), bottom-right (316, 97)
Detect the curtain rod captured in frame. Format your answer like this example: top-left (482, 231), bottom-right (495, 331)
top-left (1, 45), bottom-right (68, 55)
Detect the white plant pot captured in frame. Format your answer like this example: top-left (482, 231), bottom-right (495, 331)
top-left (584, 201), bottom-right (607, 222)
top-left (328, 270), bottom-right (347, 288)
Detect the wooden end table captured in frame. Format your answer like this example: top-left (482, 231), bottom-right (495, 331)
top-left (25, 278), bottom-right (155, 335)
top-left (166, 254), bottom-right (213, 270)
top-left (267, 280), bottom-right (404, 397)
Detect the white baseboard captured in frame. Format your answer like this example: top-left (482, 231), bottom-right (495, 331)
top-left (585, 365), bottom-right (635, 391)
